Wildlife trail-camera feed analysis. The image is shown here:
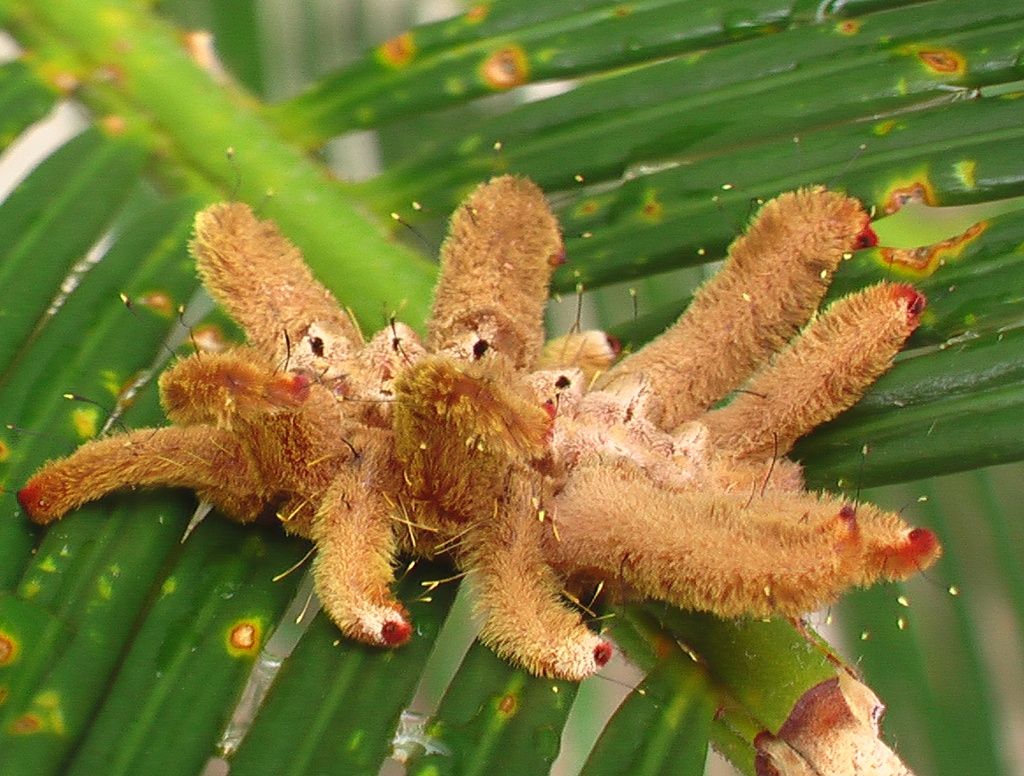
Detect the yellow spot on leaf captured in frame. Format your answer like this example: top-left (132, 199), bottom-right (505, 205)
top-left (953, 159), bottom-right (978, 190)
top-left (466, 5), bottom-right (488, 23)
top-left (71, 406), bottom-right (99, 440)
top-left (96, 575), bottom-right (114, 600)
top-left (161, 577), bottom-right (178, 596)
top-left (481, 46), bottom-right (529, 90)
top-left (639, 189), bottom-right (664, 223)
top-left (11, 691), bottom-right (67, 736)
top-left (444, 76), bottom-right (466, 96)
top-left (377, 32), bottom-right (416, 68)
top-left (37, 556), bottom-right (58, 573)
top-left (0, 438), bottom-right (9, 462)
top-left (535, 47), bottom-right (556, 65)
top-left (100, 369), bottom-right (124, 399)
top-left (457, 135), bottom-right (483, 156)
top-left (347, 729), bottom-right (365, 753)
top-left (835, 20), bottom-right (861, 35)
top-left (22, 580), bottom-right (41, 599)
top-left (872, 119), bottom-right (898, 136)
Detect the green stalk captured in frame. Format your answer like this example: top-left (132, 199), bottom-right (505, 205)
top-left (0, 0), bottom-right (436, 328)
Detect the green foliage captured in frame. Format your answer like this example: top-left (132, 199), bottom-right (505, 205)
top-left (0, 1), bottom-right (1022, 774)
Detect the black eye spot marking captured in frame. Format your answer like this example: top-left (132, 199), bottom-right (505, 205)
top-left (555, 375), bottom-right (571, 389)
top-left (310, 336), bottom-right (325, 357)
top-left (472, 339), bottom-right (490, 359)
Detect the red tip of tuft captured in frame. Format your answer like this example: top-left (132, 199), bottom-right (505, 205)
top-left (854, 222), bottom-right (879, 249)
top-left (593, 639), bottom-right (613, 668)
top-left (267, 372), bottom-right (312, 408)
top-left (892, 284), bottom-right (927, 321)
top-left (543, 398), bottom-right (558, 421)
top-left (17, 481), bottom-right (46, 520)
top-left (381, 617), bottom-right (413, 646)
top-left (886, 527), bottom-right (941, 575)
top-left (838, 503), bottom-right (857, 530)
top-left (906, 527), bottom-right (939, 558)
top-left (605, 334), bottom-right (622, 356)
top-left (550, 246), bottom-right (567, 267)
top-left (287, 372), bottom-right (312, 402)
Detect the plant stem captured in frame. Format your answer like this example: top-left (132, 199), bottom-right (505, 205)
top-left (0, 0), bottom-right (436, 327)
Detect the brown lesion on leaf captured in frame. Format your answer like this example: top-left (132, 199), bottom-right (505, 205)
top-left (132, 290), bottom-right (176, 318)
top-left (227, 620), bottom-right (261, 656)
top-left (877, 175), bottom-right (987, 275)
top-left (10, 713), bottom-right (43, 735)
top-left (879, 220), bottom-right (987, 274)
top-left (99, 114), bottom-right (128, 136)
top-left (496, 692), bottom-right (519, 718)
top-left (190, 324), bottom-right (230, 353)
top-left (573, 199), bottom-right (601, 218)
top-left (377, 32), bottom-right (416, 68)
top-left (0, 631), bottom-right (17, 665)
top-left (481, 46), bottom-right (530, 90)
top-left (639, 188), bottom-right (664, 224)
top-left (915, 47), bottom-right (967, 76)
top-left (881, 178), bottom-right (937, 214)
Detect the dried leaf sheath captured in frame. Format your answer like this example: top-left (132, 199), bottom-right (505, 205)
top-left (20, 178), bottom-right (940, 681)
top-left (755, 672), bottom-right (918, 776)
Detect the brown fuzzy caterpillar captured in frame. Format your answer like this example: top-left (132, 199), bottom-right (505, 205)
top-left (19, 176), bottom-right (940, 681)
